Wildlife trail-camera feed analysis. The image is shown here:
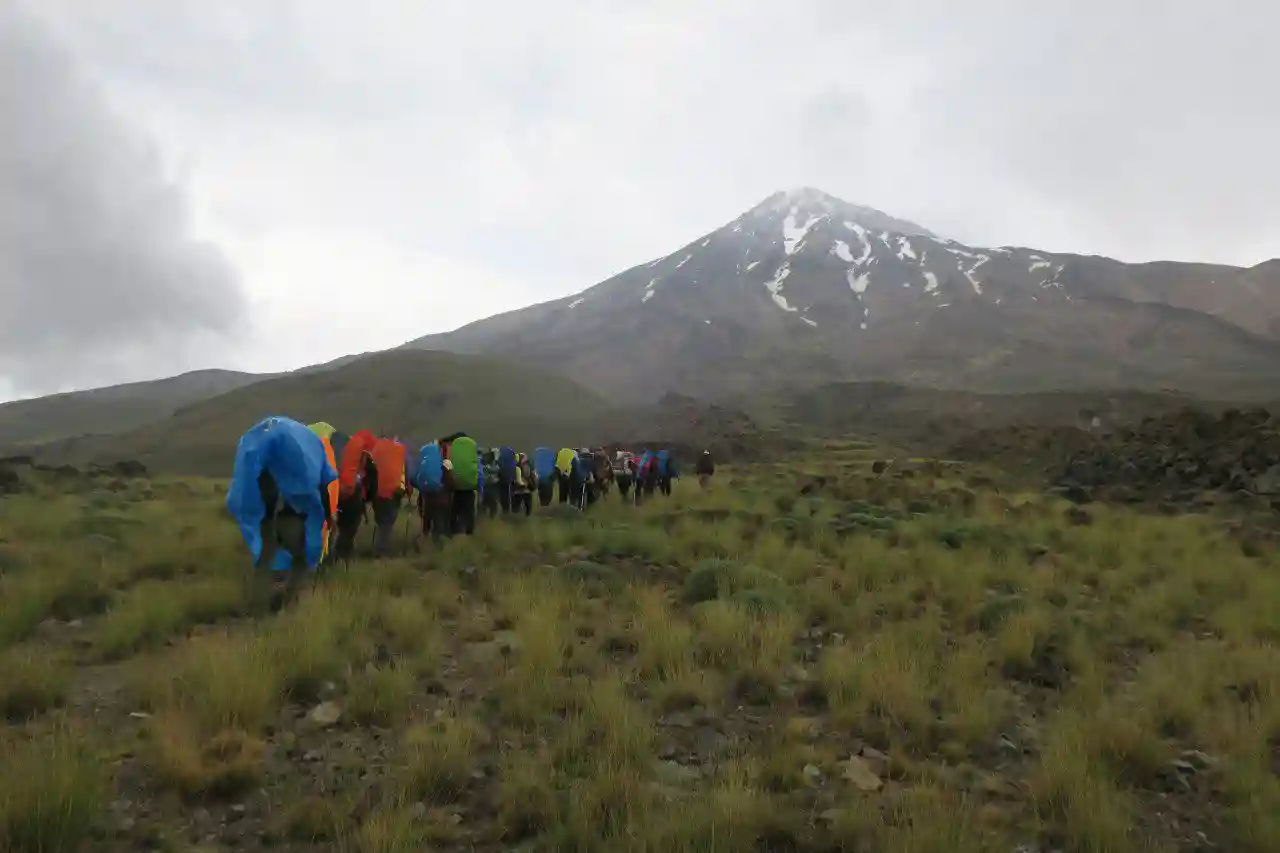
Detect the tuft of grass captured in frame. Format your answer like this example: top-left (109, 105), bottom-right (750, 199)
top-left (95, 576), bottom-right (247, 660)
top-left (0, 728), bottom-right (105, 853)
top-left (1030, 711), bottom-right (1140, 853)
top-left (343, 802), bottom-right (426, 853)
top-left (346, 666), bottom-right (414, 727)
top-left (0, 647), bottom-right (69, 722)
top-left (140, 630), bottom-right (281, 733)
top-left (401, 716), bottom-right (489, 804)
top-left (148, 711), bottom-right (265, 799)
top-left (630, 587), bottom-right (694, 680)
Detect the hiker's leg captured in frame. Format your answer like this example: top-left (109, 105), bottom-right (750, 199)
top-left (463, 490), bottom-right (477, 535)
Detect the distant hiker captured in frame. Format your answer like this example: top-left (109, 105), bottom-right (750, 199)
top-left (511, 451), bottom-right (535, 516)
top-left (415, 441), bottom-right (450, 541)
top-left (555, 447), bottom-right (577, 504)
top-left (480, 448), bottom-right (501, 519)
top-left (592, 448), bottom-right (614, 498)
top-left (227, 416), bottom-right (337, 612)
top-left (534, 447), bottom-right (557, 507)
top-left (369, 437), bottom-right (407, 558)
top-left (696, 450), bottom-right (715, 489)
top-left (334, 430), bottom-right (377, 560)
top-left (575, 448), bottom-right (597, 509)
top-left (446, 434), bottom-right (481, 535)
top-left (656, 449), bottom-right (673, 497)
top-left (636, 450), bottom-right (659, 503)
top-left (614, 451), bottom-right (635, 500)
top-left (498, 446), bottom-right (518, 513)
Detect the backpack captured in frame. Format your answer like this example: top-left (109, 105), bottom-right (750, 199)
top-left (556, 448), bottom-right (576, 476)
top-left (417, 443), bottom-right (444, 492)
top-left (403, 442), bottom-right (421, 491)
top-left (514, 455), bottom-right (531, 490)
top-left (656, 450), bottom-right (670, 477)
top-left (449, 435), bottom-right (480, 490)
top-left (534, 447), bottom-right (556, 480)
top-left (371, 438), bottom-right (406, 500)
top-left (498, 446), bottom-right (517, 482)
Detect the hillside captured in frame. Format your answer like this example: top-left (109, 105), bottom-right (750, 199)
top-left (37, 350), bottom-right (613, 475)
top-left (0, 369), bottom-right (264, 448)
top-left (406, 187), bottom-right (1280, 401)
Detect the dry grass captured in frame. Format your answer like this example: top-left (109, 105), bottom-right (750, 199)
top-left (0, 725), bottom-right (105, 853)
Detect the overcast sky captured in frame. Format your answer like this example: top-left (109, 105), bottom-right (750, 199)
top-left (4, 0), bottom-right (1278, 401)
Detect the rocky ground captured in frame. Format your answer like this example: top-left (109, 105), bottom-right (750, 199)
top-left (1, 436), bottom-right (1277, 853)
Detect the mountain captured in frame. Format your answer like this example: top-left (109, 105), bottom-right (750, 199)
top-left (406, 187), bottom-right (1280, 401)
top-left (0, 369), bottom-right (264, 448)
top-left (31, 350), bottom-right (614, 476)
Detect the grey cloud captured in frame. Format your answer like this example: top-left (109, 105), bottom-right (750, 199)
top-left (0, 1), bottom-right (246, 394)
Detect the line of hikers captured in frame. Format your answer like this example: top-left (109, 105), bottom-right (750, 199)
top-left (225, 416), bottom-right (717, 604)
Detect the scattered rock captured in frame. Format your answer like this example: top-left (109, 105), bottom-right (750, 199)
top-left (858, 746), bottom-right (889, 776)
top-left (802, 764), bottom-right (824, 786)
top-left (307, 702), bottom-right (343, 727)
top-left (841, 755), bottom-right (883, 792)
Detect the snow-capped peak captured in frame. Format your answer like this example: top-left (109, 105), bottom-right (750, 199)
top-left (745, 187), bottom-right (936, 239)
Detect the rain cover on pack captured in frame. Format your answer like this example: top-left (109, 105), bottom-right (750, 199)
top-left (226, 416), bottom-right (338, 571)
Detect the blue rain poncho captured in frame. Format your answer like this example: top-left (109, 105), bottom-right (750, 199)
top-left (226, 416), bottom-right (338, 571)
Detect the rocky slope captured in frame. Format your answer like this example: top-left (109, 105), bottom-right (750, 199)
top-left (406, 188), bottom-right (1280, 401)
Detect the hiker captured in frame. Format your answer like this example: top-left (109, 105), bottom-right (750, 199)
top-left (445, 433), bottom-right (481, 535)
top-left (334, 430), bottom-right (377, 560)
top-left (633, 450), bottom-right (657, 503)
top-left (575, 448), bottom-right (596, 509)
top-left (415, 441), bottom-right (451, 541)
top-left (656, 449), bottom-right (673, 496)
top-left (614, 450), bottom-right (635, 500)
top-left (227, 416), bottom-right (338, 611)
top-left (534, 447), bottom-right (557, 507)
top-left (497, 446), bottom-right (518, 513)
top-left (511, 451), bottom-right (535, 516)
top-left (660, 448), bottom-right (680, 494)
top-left (369, 437), bottom-right (406, 558)
top-left (555, 446), bottom-right (577, 504)
top-left (480, 448), bottom-right (501, 519)
top-left (696, 449), bottom-right (715, 489)
top-left (592, 448), bottom-right (614, 498)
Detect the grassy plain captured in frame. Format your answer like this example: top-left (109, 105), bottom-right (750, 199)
top-left (1, 440), bottom-right (1277, 852)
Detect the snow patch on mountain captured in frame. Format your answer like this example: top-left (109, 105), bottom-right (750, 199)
top-left (642, 277), bottom-right (660, 303)
top-left (801, 316), bottom-right (818, 327)
top-left (746, 260), bottom-right (762, 272)
top-left (923, 271), bottom-right (939, 293)
top-left (1029, 258), bottom-right (1051, 272)
top-left (832, 240), bottom-right (854, 263)
top-left (896, 237), bottom-right (917, 261)
top-left (848, 271), bottom-right (870, 295)
top-left (783, 209), bottom-right (823, 255)
top-left (568, 297), bottom-right (585, 309)
top-left (676, 254), bottom-right (692, 269)
top-left (843, 222), bottom-right (874, 265)
top-left (964, 255), bottom-right (990, 294)
top-left (765, 264), bottom-right (798, 312)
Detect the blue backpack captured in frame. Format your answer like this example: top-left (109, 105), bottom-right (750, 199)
top-left (534, 447), bottom-right (556, 481)
top-left (656, 450), bottom-right (670, 477)
top-left (498, 446), bottom-right (517, 482)
top-left (417, 442), bottom-right (444, 492)
top-left (403, 443), bottom-right (421, 490)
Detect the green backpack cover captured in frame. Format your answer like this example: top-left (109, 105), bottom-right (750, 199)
top-left (449, 436), bottom-right (479, 490)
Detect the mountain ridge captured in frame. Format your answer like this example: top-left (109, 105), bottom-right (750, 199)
top-left (405, 187), bottom-right (1280, 401)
